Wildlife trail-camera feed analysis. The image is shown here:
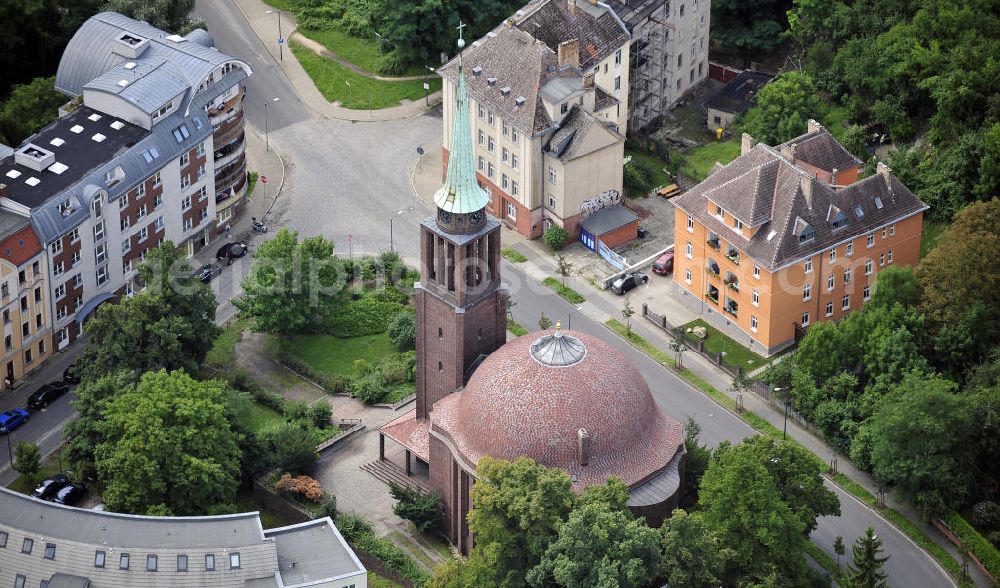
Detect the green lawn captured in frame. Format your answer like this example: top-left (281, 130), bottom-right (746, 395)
top-left (680, 140), bottom-right (741, 182)
top-left (681, 318), bottom-right (766, 369)
top-left (291, 41), bottom-right (442, 109)
top-left (368, 572), bottom-right (403, 588)
top-left (501, 247), bottom-right (528, 263)
top-left (242, 402), bottom-right (285, 434)
top-left (285, 333), bottom-right (396, 377)
top-left (262, 0), bottom-right (296, 10)
top-left (920, 219), bottom-right (948, 258)
top-left (507, 319), bottom-right (528, 337)
top-left (299, 29), bottom-right (426, 77)
top-left (542, 277), bottom-right (586, 304)
top-left (205, 319), bottom-right (247, 370)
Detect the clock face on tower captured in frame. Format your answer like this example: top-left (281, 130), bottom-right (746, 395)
top-left (438, 209), bottom-right (453, 225)
top-left (470, 209), bottom-right (485, 226)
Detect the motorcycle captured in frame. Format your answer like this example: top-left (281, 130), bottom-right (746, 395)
top-left (251, 217), bottom-right (268, 233)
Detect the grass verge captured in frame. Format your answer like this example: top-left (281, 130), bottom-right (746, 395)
top-left (205, 318), bottom-right (247, 370)
top-left (246, 171), bottom-right (259, 200)
top-left (507, 319), bottom-right (528, 337)
top-left (298, 28), bottom-right (425, 76)
top-left (604, 319), bottom-right (972, 586)
top-left (542, 277), bottom-right (586, 304)
top-left (291, 40), bottom-right (441, 109)
top-left (501, 247), bottom-right (528, 263)
top-left (680, 140), bottom-right (740, 182)
top-left (368, 572), bottom-right (403, 588)
top-left (804, 540), bottom-right (843, 582)
top-left (681, 318), bottom-right (766, 369)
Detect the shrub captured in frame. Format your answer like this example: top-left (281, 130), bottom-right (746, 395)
top-left (543, 225), bottom-right (569, 251)
top-left (352, 372), bottom-right (388, 404)
top-left (943, 510), bottom-right (1000, 582)
top-left (257, 422), bottom-right (318, 474)
top-left (389, 482), bottom-right (442, 533)
top-left (275, 474), bottom-right (324, 502)
top-left (307, 402), bottom-right (332, 429)
top-left (323, 295), bottom-right (407, 338)
top-left (320, 493), bottom-right (338, 518)
top-left (388, 310), bottom-right (416, 350)
top-left (284, 400), bottom-right (310, 422)
top-left (12, 442), bottom-right (40, 482)
top-left (371, 284), bottom-right (409, 304)
top-left (337, 514), bottom-right (431, 584)
top-left (380, 352), bottom-right (415, 385)
top-left (990, 531), bottom-right (1000, 549)
top-left (974, 501), bottom-right (1000, 528)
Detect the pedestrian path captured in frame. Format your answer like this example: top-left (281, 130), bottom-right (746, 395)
top-left (232, 0), bottom-right (442, 122)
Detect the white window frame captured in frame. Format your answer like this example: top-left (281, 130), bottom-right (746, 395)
top-left (803, 283), bottom-right (812, 301)
top-left (842, 295), bottom-right (850, 310)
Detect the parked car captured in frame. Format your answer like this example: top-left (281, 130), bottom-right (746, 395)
top-left (62, 360), bottom-right (81, 384)
top-left (0, 409), bottom-right (29, 434)
top-left (31, 474), bottom-right (70, 500)
top-left (651, 251), bottom-right (675, 276)
top-left (27, 382), bottom-right (70, 409)
top-left (195, 264), bottom-right (218, 283)
top-left (216, 242), bottom-right (248, 265)
top-left (611, 271), bottom-right (649, 295)
top-left (53, 482), bottom-right (87, 506)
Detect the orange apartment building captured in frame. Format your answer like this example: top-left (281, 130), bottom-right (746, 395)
top-left (672, 120), bottom-right (928, 355)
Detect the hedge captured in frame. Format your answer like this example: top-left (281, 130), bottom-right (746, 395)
top-left (337, 514), bottom-right (431, 585)
top-left (324, 294), bottom-right (407, 338)
top-left (943, 509), bottom-right (1000, 581)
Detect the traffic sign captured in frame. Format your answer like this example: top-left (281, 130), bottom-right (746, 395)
top-left (260, 175), bottom-right (269, 184)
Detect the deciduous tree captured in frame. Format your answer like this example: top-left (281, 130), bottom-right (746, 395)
top-left (12, 442), bottom-right (40, 483)
top-left (739, 72), bottom-right (825, 145)
top-left (95, 370), bottom-right (241, 515)
top-left (659, 509), bottom-right (734, 588)
top-left (101, 0), bottom-right (201, 34)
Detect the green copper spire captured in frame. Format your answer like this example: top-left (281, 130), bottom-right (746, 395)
top-left (434, 25), bottom-right (490, 215)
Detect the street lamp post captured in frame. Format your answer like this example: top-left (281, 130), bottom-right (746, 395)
top-left (264, 97), bottom-right (279, 152)
top-left (567, 306), bottom-right (583, 330)
top-left (775, 387), bottom-right (788, 439)
top-left (266, 10), bottom-right (284, 61)
top-left (345, 80), bottom-right (353, 107)
top-left (389, 209), bottom-right (405, 252)
top-left (5, 432), bottom-right (12, 465)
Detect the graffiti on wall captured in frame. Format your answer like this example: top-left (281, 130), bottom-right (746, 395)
top-left (579, 189), bottom-right (621, 217)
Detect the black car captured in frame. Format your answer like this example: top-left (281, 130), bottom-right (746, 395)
top-left (62, 360), bottom-right (81, 384)
top-left (610, 271), bottom-right (649, 295)
top-left (53, 482), bottom-right (87, 506)
top-left (195, 264), bottom-right (218, 283)
top-left (215, 242), bottom-right (248, 265)
top-left (31, 474), bottom-right (70, 500)
top-left (27, 381), bottom-right (70, 409)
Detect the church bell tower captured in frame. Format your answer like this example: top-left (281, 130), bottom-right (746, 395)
top-left (414, 33), bottom-right (506, 421)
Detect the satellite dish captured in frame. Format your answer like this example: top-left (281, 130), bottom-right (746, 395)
top-left (416, 145), bottom-right (425, 156)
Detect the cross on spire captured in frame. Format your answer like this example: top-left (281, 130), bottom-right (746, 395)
top-left (456, 20), bottom-right (467, 42)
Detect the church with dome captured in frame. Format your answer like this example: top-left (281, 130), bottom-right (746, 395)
top-left (378, 33), bottom-right (686, 553)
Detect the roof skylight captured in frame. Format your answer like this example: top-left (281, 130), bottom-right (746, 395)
top-left (25, 177), bottom-right (40, 186)
top-left (49, 138), bottom-right (65, 147)
top-left (5, 170), bottom-right (21, 179)
top-left (88, 113), bottom-right (102, 122)
top-left (110, 121), bottom-right (125, 130)
top-left (70, 125), bottom-right (84, 134)
top-left (91, 133), bottom-right (106, 143)
top-left (48, 162), bottom-right (68, 174)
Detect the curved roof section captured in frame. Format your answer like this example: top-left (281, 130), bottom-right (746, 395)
top-left (185, 28), bottom-right (215, 47)
top-left (55, 12), bottom-right (250, 111)
top-left (83, 57), bottom-right (190, 113)
top-left (430, 330), bottom-right (685, 488)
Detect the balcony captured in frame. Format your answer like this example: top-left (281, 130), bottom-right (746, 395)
top-left (214, 137), bottom-right (246, 170)
top-left (726, 247), bottom-right (741, 265)
top-left (706, 285), bottom-right (719, 305)
top-left (724, 297), bottom-right (739, 318)
top-left (706, 261), bottom-right (720, 278)
top-left (724, 272), bottom-right (739, 292)
top-left (707, 233), bottom-right (721, 250)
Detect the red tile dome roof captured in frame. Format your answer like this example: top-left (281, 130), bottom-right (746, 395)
top-left (429, 329), bottom-right (685, 488)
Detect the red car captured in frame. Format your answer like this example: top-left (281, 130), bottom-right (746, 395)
top-left (652, 251), bottom-right (674, 275)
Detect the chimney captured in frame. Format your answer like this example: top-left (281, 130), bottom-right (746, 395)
top-left (583, 71), bottom-right (595, 89)
top-left (780, 142), bottom-right (797, 164)
top-left (740, 132), bottom-right (755, 155)
top-left (830, 168), bottom-right (838, 186)
top-left (807, 119), bottom-right (824, 134)
top-left (568, 0), bottom-right (576, 15)
top-left (800, 174), bottom-right (813, 209)
top-left (577, 428), bottom-right (590, 466)
top-left (558, 39), bottom-right (580, 69)
top-left (0, 183), bottom-right (6, 198)
top-left (876, 161), bottom-right (893, 187)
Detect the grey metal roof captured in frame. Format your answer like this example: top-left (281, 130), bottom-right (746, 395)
top-left (44, 575), bottom-right (91, 588)
top-left (604, 0), bottom-right (668, 28)
top-left (580, 203), bottom-right (639, 235)
top-left (530, 329), bottom-right (587, 367)
top-left (674, 140), bottom-right (928, 272)
top-left (264, 519), bottom-right (366, 585)
top-left (628, 446), bottom-right (684, 507)
top-left (55, 12), bottom-right (250, 112)
top-left (540, 75), bottom-right (583, 105)
top-left (0, 209), bottom-right (31, 239)
top-left (184, 28), bottom-right (215, 48)
top-left (83, 57), bottom-right (190, 113)
top-left (545, 105), bottom-right (622, 161)
top-left (0, 143), bottom-right (12, 159)
top-left (0, 486), bottom-right (266, 549)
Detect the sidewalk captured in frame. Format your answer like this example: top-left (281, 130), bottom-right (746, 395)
top-left (409, 157), bottom-right (983, 587)
top-left (193, 128), bottom-right (284, 268)
top-left (231, 0), bottom-right (442, 122)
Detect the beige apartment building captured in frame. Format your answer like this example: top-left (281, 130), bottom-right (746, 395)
top-left (0, 212), bottom-right (50, 387)
top-left (438, 0), bottom-right (631, 239)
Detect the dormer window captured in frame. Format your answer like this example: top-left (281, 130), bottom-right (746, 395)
top-left (733, 218), bottom-right (743, 231)
top-left (798, 225), bottom-right (815, 244)
top-left (831, 211), bottom-right (848, 230)
top-left (715, 204), bottom-right (724, 218)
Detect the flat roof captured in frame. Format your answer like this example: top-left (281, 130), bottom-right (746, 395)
top-left (706, 70), bottom-right (774, 115)
top-left (265, 518), bottom-right (366, 586)
top-left (0, 485), bottom-right (266, 549)
top-left (0, 105), bottom-right (148, 209)
top-left (580, 204), bottom-right (639, 236)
